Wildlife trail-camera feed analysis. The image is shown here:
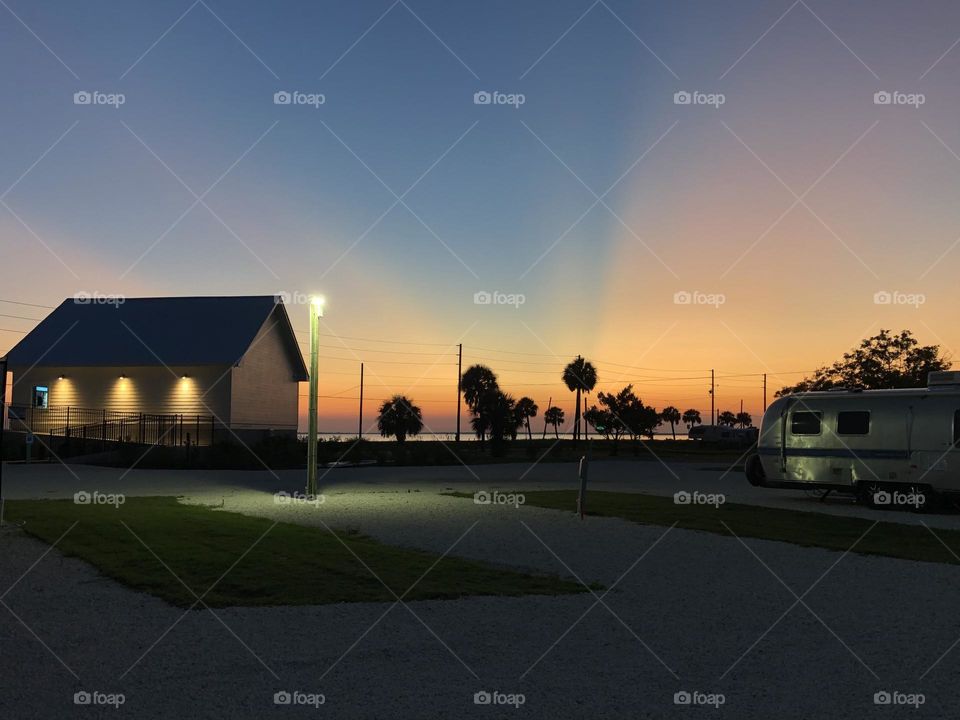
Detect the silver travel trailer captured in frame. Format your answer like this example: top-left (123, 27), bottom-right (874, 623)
top-left (744, 371), bottom-right (960, 501)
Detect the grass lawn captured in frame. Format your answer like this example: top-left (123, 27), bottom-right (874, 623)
top-left (445, 490), bottom-right (960, 566)
top-left (4, 497), bottom-right (588, 607)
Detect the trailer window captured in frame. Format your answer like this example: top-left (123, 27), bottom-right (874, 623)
top-left (791, 411), bottom-right (821, 435)
top-left (837, 411), bottom-right (870, 435)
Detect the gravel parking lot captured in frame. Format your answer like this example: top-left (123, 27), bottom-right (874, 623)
top-left (3, 465), bottom-right (960, 718)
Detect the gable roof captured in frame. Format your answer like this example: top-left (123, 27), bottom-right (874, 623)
top-left (4, 296), bottom-right (308, 379)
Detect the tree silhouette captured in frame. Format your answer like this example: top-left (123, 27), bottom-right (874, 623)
top-left (514, 397), bottom-right (539, 440)
top-left (682, 408), bottom-right (702, 430)
top-left (376, 395), bottom-right (424, 442)
top-left (718, 410), bottom-right (737, 426)
top-left (586, 385), bottom-right (659, 441)
top-left (661, 406), bottom-right (681, 440)
top-left (543, 406), bottom-right (565, 438)
top-left (777, 329), bottom-right (950, 395)
top-left (562, 356), bottom-right (597, 441)
top-left (461, 364), bottom-right (499, 410)
top-left (460, 364), bottom-right (500, 443)
top-left (735, 411), bottom-right (752, 428)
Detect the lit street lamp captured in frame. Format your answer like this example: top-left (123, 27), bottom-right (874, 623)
top-left (306, 296), bottom-right (324, 496)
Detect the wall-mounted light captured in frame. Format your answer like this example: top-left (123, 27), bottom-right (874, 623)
top-left (181, 374), bottom-right (190, 379)
top-left (57, 374), bottom-right (66, 380)
top-left (119, 373), bottom-right (127, 380)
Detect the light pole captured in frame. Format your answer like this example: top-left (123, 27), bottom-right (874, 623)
top-left (306, 296), bottom-right (324, 497)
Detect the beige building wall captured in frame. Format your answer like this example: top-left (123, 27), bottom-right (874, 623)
top-left (8, 365), bottom-right (232, 420)
top-left (229, 313), bottom-right (300, 430)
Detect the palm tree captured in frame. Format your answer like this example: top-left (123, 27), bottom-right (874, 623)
top-left (661, 406), bottom-right (681, 440)
top-left (735, 411), bottom-right (752, 428)
top-left (682, 408), bottom-right (702, 430)
top-left (460, 364), bottom-right (499, 411)
top-left (544, 406), bottom-right (565, 438)
top-left (514, 397), bottom-right (539, 440)
top-left (718, 410), bottom-right (737, 427)
top-left (562, 356), bottom-right (597, 440)
top-left (460, 364), bottom-right (499, 443)
top-left (376, 395), bottom-right (424, 442)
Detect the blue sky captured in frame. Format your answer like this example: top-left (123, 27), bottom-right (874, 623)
top-left (4, 0), bottom-right (960, 429)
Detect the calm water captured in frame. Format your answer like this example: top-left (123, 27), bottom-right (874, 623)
top-left (306, 431), bottom-right (680, 442)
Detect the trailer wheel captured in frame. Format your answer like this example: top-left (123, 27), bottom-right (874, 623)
top-left (745, 454), bottom-right (764, 487)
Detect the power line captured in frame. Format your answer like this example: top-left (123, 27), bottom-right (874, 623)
top-left (0, 299), bottom-right (55, 309)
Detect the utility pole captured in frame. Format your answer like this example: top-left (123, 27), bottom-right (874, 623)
top-left (583, 395), bottom-right (588, 440)
top-left (763, 373), bottom-right (767, 411)
top-left (542, 396), bottom-right (551, 440)
top-left (455, 343), bottom-right (462, 444)
top-left (358, 362), bottom-right (364, 440)
top-left (306, 297), bottom-right (323, 497)
top-left (710, 369), bottom-right (715, 427)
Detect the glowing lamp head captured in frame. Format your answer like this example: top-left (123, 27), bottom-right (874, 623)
top-left (181, 374), bottom-right (189, 380)
top-left (119, 373), bottom-right (127, 380)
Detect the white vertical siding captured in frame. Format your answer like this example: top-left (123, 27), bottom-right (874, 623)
top-left (229, 309), bottom-right (300, 430)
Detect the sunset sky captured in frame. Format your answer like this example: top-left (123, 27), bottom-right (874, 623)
top-left (2, 0), bottom-right (960, 432)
